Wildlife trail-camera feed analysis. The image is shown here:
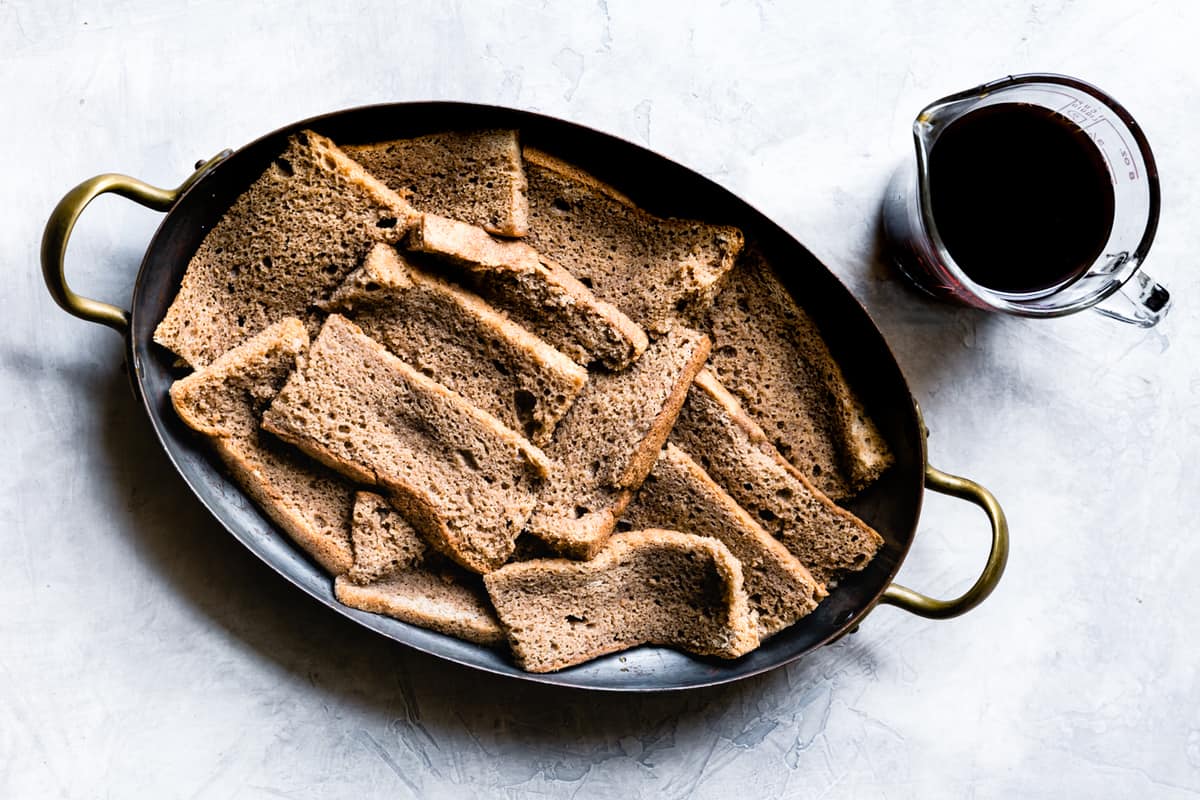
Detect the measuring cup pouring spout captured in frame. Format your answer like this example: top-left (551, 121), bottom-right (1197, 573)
top-left (913, 93), bottom-right (980, 150)
top-left (884, 73), bottom-right (1171, 327)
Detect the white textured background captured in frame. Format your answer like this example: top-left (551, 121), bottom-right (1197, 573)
top-left (2, 1), bottom-right (1198, 797)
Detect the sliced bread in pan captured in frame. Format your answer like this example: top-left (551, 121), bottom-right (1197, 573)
top-left (346, 128), bottom-right (528, 237)
top-left (670, 369), bottom-right (884, 585)
top-left (408, 213), bottom-right (647, 370)
top-left (168, 318), bottom-right (355, 574)
top-left (336, 492), bottom-right (504, 646)
top-left (343, 490), bottom-right (428, 585)
top-left (522, 146), bottom-right (744, 335)
top-left (526, 327), bottom-right (711, 559)
top-left (483, 529), bottom-right (759, 673)
top-left (261, 314), bottom-right (550, 575)
top-left (324, 243), bottom-right (587, 446)
top-left (155, 130), bottom-right (420, 368)
top-left (622, 443), bottom-right (825, 637)
top-left (692, 246), bottom-right (893, 500)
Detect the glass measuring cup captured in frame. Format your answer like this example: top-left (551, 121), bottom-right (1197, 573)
top-left (882, 73), bottom-right (1170, 327)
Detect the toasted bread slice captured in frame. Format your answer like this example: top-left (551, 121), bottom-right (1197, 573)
top-left (693, 247), bottom-right (893, 499)
top-left (155, 130), bottom-right (420, 368)
top-left (527, 327), bottom-right (710, 559)
top-left (483, 529), bottom-right (759, 672)
top-left (335, 492), bottom-right (503, 645)
top-left (522, 147), bottom-right (744, 334)
top-left (623, 444), bottom-right (825, 637)
top-left (671, 370), bottom-right (884, 584)
top-left (261, 314), bottom-right (550, 574)
top-left (407, 213), bottom-right (647, 370)
top-left (325, 244), bottom-right (587, 446)
top-left (168, 319), bottom-right (354, 574)
top-left (346, 129), bottom-right (528, 237)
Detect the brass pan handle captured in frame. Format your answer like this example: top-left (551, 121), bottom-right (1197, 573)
top-left (879, 462), bottom-right (1009, 619)
top-left (41, 150), bottom-right (232, 334)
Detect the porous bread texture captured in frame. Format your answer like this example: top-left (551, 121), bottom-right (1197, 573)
top-left (483, 529), bottom-right (759, 673)
top-left (335, 492), bottom-right (503, 645)
top-left (622, 444), bottom-right (825, 637)
top-left (344, 490), bottom-right (429, 584)
top-left (407, 213), bottom-right (647, 370)
top-left (522, 146), bottom-right (744, 335)
top-left (261, 314), bottom-right (550, 574)
top-left (346, 129), bottom-right (528, 237)
top-left (527, 327), bottom-right (711, 560)
top-left (155, 130), bottom-right (420, 369)
top-left (168, 319), bottom-right (354, 574)
top-left (692, 246), bottom-right (893, 500)
top-left (671, 370), bottom-right (884, 585)
top-left (324, 243), bottom-right (587, 446)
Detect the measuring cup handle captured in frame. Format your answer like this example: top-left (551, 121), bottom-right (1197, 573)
top-left (1092, 270), bottom-right (1172, 328)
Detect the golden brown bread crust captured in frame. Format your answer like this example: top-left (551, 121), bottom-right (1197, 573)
top-left (613, 332), bottom-right (710, 489)
top-left (522, 147), bottom-right (641, 208)
top-left (210, 438), bottom-right (355, 575)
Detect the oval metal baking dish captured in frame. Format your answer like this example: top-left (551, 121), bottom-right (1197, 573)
top-left (42, 102), bottom-right (1008, 691)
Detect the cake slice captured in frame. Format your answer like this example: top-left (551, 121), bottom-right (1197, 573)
top-left (622, 444), bottom-right (825, 637)
top-left (407, 213), bottom-right (647, 370)
top-left (522, 146), bottom-right (744, 334)
top-left (261, 314), bottom-right (550, 574)
top-left (155, 130), bottom-right (420, 368)
top-left (324, 243), bottom-right (587, 446)
top-left (168, 319), bottom-right (354, 574)
top-left (671, 369), bottom-right (884, 585)
top-left (483, 529), bottom-right (759, 673)
top-left (527, 327), bottom-right (710, 559)
top-left (693, 247), bottom-right (893, 500)
top-left (346, 129), bottom-right (528, 237)
top-left (334, 492), bottom-right (503, 646)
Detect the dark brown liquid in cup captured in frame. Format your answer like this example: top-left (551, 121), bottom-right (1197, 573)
top-left (928, 102), bottom-right (1116, 294)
